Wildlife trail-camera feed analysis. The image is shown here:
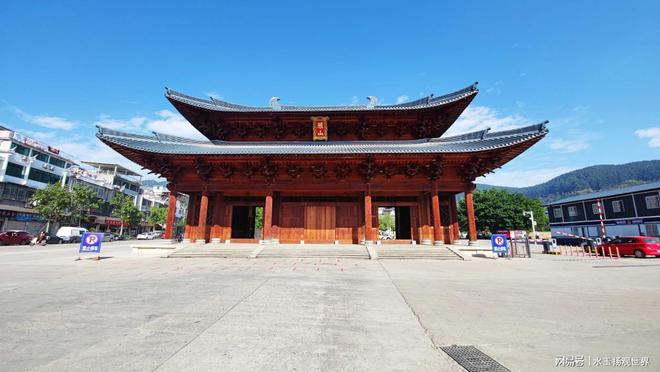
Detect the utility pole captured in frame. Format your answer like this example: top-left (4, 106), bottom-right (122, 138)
top-left (523, 210), bottom-right (537, 247)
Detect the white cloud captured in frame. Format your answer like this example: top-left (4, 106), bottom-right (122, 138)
top-left (478, 166), bottom-right (577, 188)
top-left (549, 138), bottom-right (590, 153)
top-left (94, 109), bottom-right (206, 140)
top-left (396, 95), bottom-right (409, 104)
top-left (94, 114), bottom-right (147, 131)
top-left (444, 106), bottom-right (528, 136)
top-left (14, 108), bottom-right (77, 130)
top-left (572, 105), bottom-right (590, 112)
top-left (635, 127), bottom-right (660, 148)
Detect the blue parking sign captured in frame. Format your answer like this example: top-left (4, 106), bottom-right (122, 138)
top-left (491, 234), bottom-right (508, 253)
top-left (79, 232), bottom-right (103, 254)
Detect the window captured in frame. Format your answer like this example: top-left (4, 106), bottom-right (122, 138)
top-left (31, 150), bottom-right (49, 162)
top-left (567, 206), bottom-right (578, 217)
top-left (10, 142), bottom-right (30, 156)
top-left (48, 157), bottom-right (66, 168)
top-left (591, 203), bottom-right (600, 215)
top-left (27, 168), bottom-right (60, 184)
top-left (612, 200), bottom-right (624, 213)
top-left (646, 223), bottom-right (659, 237)
top-left (1, 184), bottom-right (31, 202)
top-left (5, 162), bottom-right (25, 178)
top-left (553, 207), bottom-right (562, 218)
top-left (645, 195), bottom-right (660, 209)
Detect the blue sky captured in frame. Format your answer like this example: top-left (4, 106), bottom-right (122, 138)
top-left (1, 1), bottom-right (658, 186)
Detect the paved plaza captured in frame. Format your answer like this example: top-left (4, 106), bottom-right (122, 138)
top-left (1, 241), bottom-right (659, 371)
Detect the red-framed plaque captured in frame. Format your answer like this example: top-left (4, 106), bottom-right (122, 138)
top-left (311, 116), bottom-right (329, 141)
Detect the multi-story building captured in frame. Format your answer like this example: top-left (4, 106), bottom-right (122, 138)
top-left (0, 126), bottom-right (77, 232)
top-left (68, 165), bottom-right (186, 234)
top-left (546, 182), bottom-right (660, 238)
top-left (0, 125), bottom-right (182, 235)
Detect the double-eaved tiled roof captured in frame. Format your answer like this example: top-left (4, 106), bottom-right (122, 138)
top-left (165, 83), bottom-right (479, 113)
top-left (96, 122), bottom-right (548, 156)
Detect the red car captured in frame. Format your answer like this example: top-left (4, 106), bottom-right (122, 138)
top-left (603, 236), bottom-right (660, 258)
top-left (0, 230), bottom-right (34, 245)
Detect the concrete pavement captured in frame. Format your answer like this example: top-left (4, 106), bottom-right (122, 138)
top-left (1, 241), bottom-right (658, 371)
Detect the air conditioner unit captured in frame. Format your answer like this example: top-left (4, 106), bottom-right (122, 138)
top-left (42, 163), bottom-right (48, 169)
top-left (49, 165), bottom-right (55, 171)
top-left (21, 156), bottom-right (28, 161)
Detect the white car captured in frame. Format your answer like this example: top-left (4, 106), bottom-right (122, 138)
top-left (56, 226), bottom-right (88, 243)
top-left (137, 232), bottom-right (160, 240)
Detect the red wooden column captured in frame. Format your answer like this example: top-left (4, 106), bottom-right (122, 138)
top-left (210, 192), bottom-right (223, 243)
top-left (197, 186), bottom-right (209, 244)
top-left (465, 187), bottom-right (478, 245)
top-left (184, 193), bottom-right (198, 243)
top-left (263, 191), bottom-right (273, 243)
top-left (449, 194), bottom-right (460, 240)
top-left (431, 187), bottom-right (443, 246)
top-left (164, 187), bottom-right (177, 241)
top-left (364, 188), bottom-right (373, 245)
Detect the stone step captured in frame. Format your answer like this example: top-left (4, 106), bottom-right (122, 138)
top-left (258, 248), bottom-right (370, 259)
top-left (168, 248), bottom-right (254, 258)
top-left (375, 247), bottom-right (462, 260)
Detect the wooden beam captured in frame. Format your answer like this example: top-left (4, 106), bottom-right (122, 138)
top-left (431, 185), bottom-right (443, 245)
top-left (449, 194), bottom-right (459, 241)
top-left (465, 187), bottom-right (477, 245)
top-left (364, 188), bottom-right (373, 245)
top-left (263, 191), bottom-right (273, 243)
top-left (164, 190), bottom-right (177, 240)
top-left (197, 187), bottom-right (209, 243)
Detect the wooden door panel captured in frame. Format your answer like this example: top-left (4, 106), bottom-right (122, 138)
top-left (279, 203), bottom-right (304, 243)
top-left (336, 204), bottom-right (358, 243)
top-left (304, 205), bottom-right (336, 242)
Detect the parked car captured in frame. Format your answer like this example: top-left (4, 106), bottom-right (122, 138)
top-left (101, 233), bottom-right (117, 242)
top-left (0, 230), bottom-right (34, 245)
top-left (137, 231), bottom-right (157, 240)
top-left (602, 236), bottom-right (660, 258)
top-left (45, 234), bottom-right (64, 244)
top-left (56, 226), bottom-right (88, 243)
top-left (477, 232), bottom-right (492, 240)
top-left (552, 236), bottom-right (596, 250)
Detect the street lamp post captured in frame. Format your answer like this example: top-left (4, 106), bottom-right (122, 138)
top-left (524, 210), bottom-right (537, 247)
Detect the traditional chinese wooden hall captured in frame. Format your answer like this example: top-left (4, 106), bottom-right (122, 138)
top-left (97, 83), bottom-right (547, 245)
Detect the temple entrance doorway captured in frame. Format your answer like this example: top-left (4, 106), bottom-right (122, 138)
top-left (378, 206), bottom-right (412, 241)
top-left (231, 206), bottom-right (263, 239)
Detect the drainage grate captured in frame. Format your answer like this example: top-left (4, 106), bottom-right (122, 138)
top-left (440, 345), bottom-right (510, 372)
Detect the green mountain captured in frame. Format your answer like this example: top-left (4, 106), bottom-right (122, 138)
top-left (478, 160), bottom-right (660, 203)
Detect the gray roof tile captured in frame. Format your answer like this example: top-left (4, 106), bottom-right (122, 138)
top-left (165, 83), bottom-right (479, 113)
top-left (97, 122), bottom-right (548, 156)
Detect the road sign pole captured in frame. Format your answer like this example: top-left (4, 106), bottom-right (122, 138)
top-left (524, 211), bottom-right (537, 248)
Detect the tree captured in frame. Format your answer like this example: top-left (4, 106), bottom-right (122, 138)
top-left (70, 185), bottom-right (101, 227)
top-left (29, 184), bottom-right (71, 233)
top-left (378, 213), bottom-right (395, 232)
top-left (110, 193), bottom-right (140, 236)
top-left (255, 207), bottom-right (263, 230)
top-left (458, 189), bottom-right (549, 234)
top-left (148, 206), bottom-right (168, 231)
